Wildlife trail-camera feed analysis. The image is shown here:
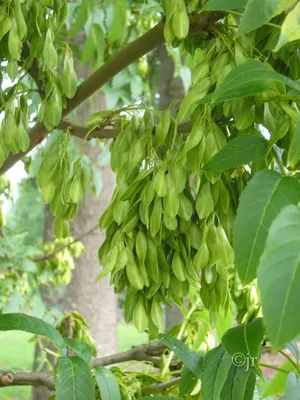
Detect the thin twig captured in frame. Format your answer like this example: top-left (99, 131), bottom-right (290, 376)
top-left (141, 377), bottom-right (181, 396)
top-left (32, 224), bottom-right (98, 262)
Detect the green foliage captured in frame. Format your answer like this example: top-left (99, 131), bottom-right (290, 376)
top-left (2, 0), bottom-right (300, 398)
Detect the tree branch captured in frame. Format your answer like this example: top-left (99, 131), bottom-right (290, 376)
top-left (59, 120), bottom-right (192, 140)
top-left (22, 41), bottom-right (46, 100)
top-left (141, 377), bottom-right (181, 396)
top-left (32, 223), bottom-right (99, 262)
top-left (0, 342), bottom-right (167, 390)
top-left (0, 11), bottom-right (223, 176)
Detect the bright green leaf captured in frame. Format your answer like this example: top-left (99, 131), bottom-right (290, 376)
top-left (288, 119), bottom-right (300, 169)
top-left (0, 313), bottom-right (67, 355)
top-left (203, 0), bottom-right (248, 11)
top-left (274, 3), bottom-right (300, 51)
top-left (234, 170), bottom-right (300, 284)
top-left (203, 135), bottom-right (267, 172)
top-left (212, 60), bottom-right (300, 102)
top-left (202, 345), bottom-right (232, 400)
top-left (258, 205), bottom-right (300, 351)
top-left (158, 334), bottom-right (204, 378)
top-left (64, 338), bottom-right (93, 364)
top-left (94, 366), bottom-right (121, 400)
top-left (239, 0), bottom-right (296, 35)
top-left (262, 360), bottom-right (297, 398)
top-left (55, 356), bottom-right (95, 400)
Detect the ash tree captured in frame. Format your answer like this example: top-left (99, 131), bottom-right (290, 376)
top-left (1, 0), bottom-right (300, 399)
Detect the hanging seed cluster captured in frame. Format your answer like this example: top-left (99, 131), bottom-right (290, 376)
top-left (98, 102), bottom-right (237, 337)
top-left (0, 0), bottom-right (76, 167)
top-left (37, 134), bottom-right (91, 238)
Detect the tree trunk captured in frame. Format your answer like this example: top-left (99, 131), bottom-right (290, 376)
top-left (32, 86), bottom-right (117, 399)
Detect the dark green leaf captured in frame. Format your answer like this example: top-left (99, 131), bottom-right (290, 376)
top-left (203, 135), bottom-right (267, 172)
top-left (203, 0), bottom-right (248, 11)
top-left (64, 338), bottom-right (92, 364)
top-left (0, 313), bottom-right (66, 355)
top-left (258, 205), bottom-right (300, 351)
top-left (202, 345), bottom-right (232, 400)
top-left (55, 356), bottom-right (95, 400)
top-left (288, 119), bottom-right (300, 169)
top-left (212, 60), bottom-right (300, 102)
top-left (139, 397), bottom-right (183, 399)
top-left (239, 0), bottom-right (295, 35)
top-left (158, 334), bottom-right (203, 378)
top-left (222, 318), bottom-right (265, 362)
top-left (234, 170), bottom-right (300, 284)
top-left (179, 364), bottom-right (200, 396)
top-left (94, 366), bottom-right (121, 400)
top-left (220, 365), bottom-right (256, 400)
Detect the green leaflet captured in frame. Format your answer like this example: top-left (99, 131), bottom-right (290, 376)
top-left (257, 205), bottom-right (300, 351)
top-left (0, 313), bottom-right (67, 355)
top-left (288, 118), bottom-right (300, 170)
top-left (94, 366), bottom-right (121, 400)
top-left (274, 3), bottom-right (300, 51)
top-left (179, 364), bottom-right (199, 396)
top-left (158, 333), bottom-right (204, 378)
top-left (220, 364), bottom-right (256, 400)
top-left (55, 356), bottom-right (95, 400)
top-left (234, 170), bottom-right (300, 284)
top-left (203, 135), bottom-right (267, 172)
top-left (239, 0), bottom-right (296, 35)
top-left (64, 339), bottom-right (92, 364)
top-left (202, 345), bottom-right (232, 400)
top-left (211, 60), bottom-right (300, 103)
top-left (203, 0), bottom-right (248, 11)
top-left (262, 360), bottom-right (297, 398)
top-left (222, 318), bottom-right (265, 362)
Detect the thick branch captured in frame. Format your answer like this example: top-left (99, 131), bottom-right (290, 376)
top-left (0, 371), bottom-right (54, 391)
top-left (0, 342), bottom-right (167, 389)
top-left (0, 11), bottom-right (223, 176)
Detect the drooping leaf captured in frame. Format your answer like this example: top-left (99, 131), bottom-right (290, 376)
top-left (239, 0), bottom-right (296, 35)
top-left (234, 170), bottom-right (300, 284)
top-left (202, 345), bottom-right (232, 400)
top-left (274, 3), bottom-right (300, 51)
top-left (158, 334), bottom-right (204, 378)
top-left (203, 135), bottom-right (267, 172)
top-left (257, 205), bottom-right (300, 351)
top-left (94, 366), bottom-right (121, 400)
top-left (211, 60), bottom-right (300, 102)
top-left (55, 356), bottom-right (95, 400)
top-left (222, 318), bottom-right (265, 363)
top-left (203, 0), bottom-right (248, 11)
top-left (0, 313), bottom-right (66, 355)
top-left (64, 338), bottom-right (93, 364)
top-left (262, 360), bottom-right (297, 398)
